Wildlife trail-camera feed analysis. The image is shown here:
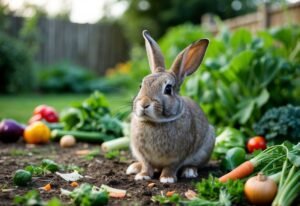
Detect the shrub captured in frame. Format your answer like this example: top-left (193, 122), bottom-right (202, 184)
top-left (37, 62), bottom-right (94, 93)
top-left (0, 32), bottom-right (34, 93)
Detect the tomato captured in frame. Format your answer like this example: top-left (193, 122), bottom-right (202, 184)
top-left (32, 105), bottom-right (59, 123)
top-left (247, 136), bottom-right (267, 153)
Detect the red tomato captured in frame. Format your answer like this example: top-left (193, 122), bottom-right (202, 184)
top-left (32, 105), bottom-right (59, 123)
top-left (33, 105), bottom-right (48, 116)
top-left (247, 136), bottom-right (267, 153)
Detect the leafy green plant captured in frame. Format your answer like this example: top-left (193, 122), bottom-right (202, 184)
top-left (195, 175), bottom-right (244, 203)
top-left (61, 183), bottom-right (109, 206)
top-left (24, 159), bottom-right (60, 176)
top-left (14, 190), bottom-right (62, 206)
top-left (38, 62), bottom-right (94, 93)
top-left (179, 26), bottom-right (300, 130)
top-left (254, 105), bottom-right (300, 145)
top-left (104, 150), bottom-right (120, 160)
top-left (60, 91), bottom-right (123, 138)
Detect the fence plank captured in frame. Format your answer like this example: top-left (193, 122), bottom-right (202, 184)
top-left (5, 16), bottom-right (128, 75)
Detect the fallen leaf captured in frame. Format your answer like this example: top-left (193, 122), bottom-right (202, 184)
top-left (185, 189), bottom-right (197, 200)
top-left (75, 149), bottom-right (91, 156)
top-left (147, 182), bottom-right (155, 188)
top-left (41, 183), bottom-right (51, 191)
top-left (166, 191), bottom-right (175, 197)
top-left (56, 171), bottom-right (83, 182)
top-left (70, 181), bottom-right (79, 187)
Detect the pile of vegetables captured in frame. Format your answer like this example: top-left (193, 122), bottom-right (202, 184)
top-left (52, 91), bottom-right (124, 143)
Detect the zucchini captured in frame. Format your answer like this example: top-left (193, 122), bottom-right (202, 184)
top-left (51, 129), bottom-right (115, 143)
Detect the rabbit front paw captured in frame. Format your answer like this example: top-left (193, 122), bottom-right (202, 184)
top-left (135, 172), bottom-right (152, 180)
top-left (181, 167), bottom-right (198, 178)
top-left (126, 162), bottom-right (142, 175)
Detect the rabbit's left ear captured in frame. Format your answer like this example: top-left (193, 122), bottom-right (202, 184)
top-left (143, 30), bottom-right (165, 73)
top-left (171, 39), bottom-right (209, 85)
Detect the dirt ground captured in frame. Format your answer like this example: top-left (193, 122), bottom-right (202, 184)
top-left (0, 141), bottom-right (244, 206)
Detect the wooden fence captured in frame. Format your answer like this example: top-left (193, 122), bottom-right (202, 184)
top-left (201, 2), bottom-right (300, 34)
top-left (6, 16), bottom-right (128, 75)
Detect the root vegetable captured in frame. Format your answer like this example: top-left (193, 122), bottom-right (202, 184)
top-left (244, 173), bottom-right (277, 205)
top-left (60, 135), bottom-right (76, 148)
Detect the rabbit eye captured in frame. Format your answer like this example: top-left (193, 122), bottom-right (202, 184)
top-left (164, 84), bottom-right (172, 95)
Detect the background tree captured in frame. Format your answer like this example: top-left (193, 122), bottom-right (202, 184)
top-left (118, 0), bottom-right (259, 45)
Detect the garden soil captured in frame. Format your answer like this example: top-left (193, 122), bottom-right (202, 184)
top-left (0, 141), bottom-right (251, 206)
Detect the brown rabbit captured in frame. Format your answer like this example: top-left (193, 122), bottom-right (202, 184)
top-left (126, 30), bottom-right (215, 183)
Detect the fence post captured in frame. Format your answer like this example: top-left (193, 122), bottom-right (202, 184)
top-left (201, 13), bottom-right (217, 34)
top-left (260, 2), bottom-right (271, 29)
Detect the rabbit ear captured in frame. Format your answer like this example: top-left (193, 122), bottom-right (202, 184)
top-left (143, 30), bottom-right (165, 73)
top-left (171, 39), bottom-right (209, 85)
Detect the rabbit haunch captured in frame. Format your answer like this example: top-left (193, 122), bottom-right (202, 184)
top-left (127, 30), bottom-right (215, 183)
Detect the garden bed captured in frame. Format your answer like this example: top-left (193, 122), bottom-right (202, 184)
top-left (0, 141), bottom-right (225, 206)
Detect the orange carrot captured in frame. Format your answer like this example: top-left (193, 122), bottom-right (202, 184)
top-left (42, 183), bottom-right (51, 191)
top-left (166, 191), bottom-right (176, 197)
top-left (219, 161), bottom-right (255, 183)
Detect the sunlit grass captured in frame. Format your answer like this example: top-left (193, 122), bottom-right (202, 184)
top-left (0, 92), bottom-right (134, 123)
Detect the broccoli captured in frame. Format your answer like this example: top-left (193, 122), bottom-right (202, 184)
top-left (254, 105), bottom-right (300, 144)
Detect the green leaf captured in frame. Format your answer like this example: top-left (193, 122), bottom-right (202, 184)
top-left (229, 50), bottom-right (255, 72)
top-left (230, 28), bottom-right (252, 51)
top-left (233, 100), bottom-right (255, 124)
top-left (255, 89), bottom-right (269, 107)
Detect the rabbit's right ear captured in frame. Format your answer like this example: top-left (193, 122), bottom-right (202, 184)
top-left (143, 30), bottom-right (165, 73)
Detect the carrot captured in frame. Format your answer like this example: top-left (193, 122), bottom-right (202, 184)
top-left (166, 191), bottom-right (176, 197)
top-left (42, 183), bottom-right (51, 191)
top-left (219, 145), bottom-right (287, 183)
top-left (219, 161), bottom-right (255, 183)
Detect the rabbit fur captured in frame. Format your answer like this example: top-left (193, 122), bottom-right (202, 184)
top-left (126, 30), bottom-right (215, 183)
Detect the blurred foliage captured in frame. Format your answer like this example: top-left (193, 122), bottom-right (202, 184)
top-left (37, 62), bottom-right (94, 93)
top-left (37, 62), bottom-right (131, 94)
top-left (0, 32), bottom-right (34, 93)
top-left (119, 23), bottom-right (300, 133)
top-left (181, 25), bottom-right (300, 131)
top-left (119, 0), bottom-right (261, 45)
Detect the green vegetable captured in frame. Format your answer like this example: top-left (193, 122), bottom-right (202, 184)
top-left (51, 129), bottom-right (115, 143)
top-left (61, 183), bottom-right (109, 206)
top-left (254, 105), bottom-right (300, 145)
top-left (14, 190), bottom-right (63, 206)
top-left (272, 143), bottom-right (300, 206)
top-left (213, 127), bottom-right (245, 159)
top-left (13, 169), bottom-right (32, 186)
top-left (101, 137), bottom-right (130, 152)
top-left (195, 175), bottom-right (244, 204)
top-left (41, 159), bottom-right (60, 173)
top-left (151, 193), bottom-right (181, 205)
top-left (221, 147), bottom-right (246, 171)
top-left (25, 159), bottom-right (60, 176)
top-left (59, 91), bottom-right (124, 139)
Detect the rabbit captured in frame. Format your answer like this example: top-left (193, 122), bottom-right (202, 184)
top-left (126, 30), bottom-right (215, 183)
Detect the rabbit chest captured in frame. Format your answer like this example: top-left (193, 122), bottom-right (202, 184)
top-left (131, 115), bottom-right (197, 167)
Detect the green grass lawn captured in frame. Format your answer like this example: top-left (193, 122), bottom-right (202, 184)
top-left (0, 92), bottom-right (134, 123)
